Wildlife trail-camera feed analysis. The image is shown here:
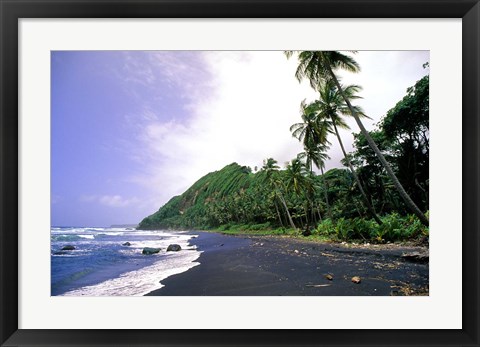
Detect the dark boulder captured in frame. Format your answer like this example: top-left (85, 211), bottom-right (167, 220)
top-left (142, 247), bottom-right (161, 255)
top-left (167, 244), bottom-right (181, 252)
top-left (302, 225), bottom-right (311, 237)
top-left (122, 242), bottom-right (131, 246)
top-left (61, 245), bottom-right (75, 251)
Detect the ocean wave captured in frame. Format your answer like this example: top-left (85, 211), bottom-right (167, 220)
top-left (93, 232), bottom-right (124, 239)
top-left (62, 250), bottom-right (202, 296)
top-left (79, 234), bottom-right (95, 239)
top-left (52, 229), bottom-right (200, 296)
top-left (52, 268), bottom-right (95, 289)
top-left (51, 235), bottom-right (85, 242)
top-left (60, 234), bottom-right (200, 296)
top-left (51, 227), bottom-right (91, 234)
top-left (51, 234), bottom-right (95, 242)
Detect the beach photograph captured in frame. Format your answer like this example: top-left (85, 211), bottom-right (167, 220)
top-left (51, 50), bottom-right (429, 296)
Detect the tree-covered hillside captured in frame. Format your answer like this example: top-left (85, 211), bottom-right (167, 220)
top-left (138, 163), bottom-right (255, 229)
top-left (138, 162), bottom-right (352, 231)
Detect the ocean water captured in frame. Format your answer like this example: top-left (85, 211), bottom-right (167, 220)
top-left (51, 227), bottom-right (201, 296)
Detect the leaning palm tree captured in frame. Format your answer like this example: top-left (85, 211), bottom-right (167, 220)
top-left (261, 158), bottom-right (296, 229)
top-left (310, 80), bottom-right (382, 225)
top-left (286, 51), bottom-right (429, 226)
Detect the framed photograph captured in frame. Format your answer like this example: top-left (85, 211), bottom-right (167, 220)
top-left (1, 0), bottom-right (479, 346)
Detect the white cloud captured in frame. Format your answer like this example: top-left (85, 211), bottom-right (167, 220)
top-left (126, 52), bottom-right (316, 210)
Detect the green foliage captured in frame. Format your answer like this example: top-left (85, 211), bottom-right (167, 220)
top-left (138, 61), bottom-right (429, 239)
top-left (140, 160), bottom-right (337, 231)
top-left (215, 224), bottom-right (296, 236)
top-left (248, 222), bottom-right (272, 231)
top-left (349, 75), bottom-right (429, 215)
top-left (314, 213), bottom-right (428, 243)
top-left (335, 218), bottom-right (352, 241)
top-left (350, 218), bottom-right (377, 240)
top-left (314, 218), bottom-right (335, 235)
top-left (374, 213), bottom-right (403, 242)
top-left (138, 160), bottom-right (427, 243)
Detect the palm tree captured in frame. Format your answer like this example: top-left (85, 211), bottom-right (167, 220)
top-left (290, 100), bottom-right (329, 150)
top-left (291, 103), bottom-right (333, 219)
top-left (298, 141), bottom-right (333, 219)
top-left (284, 158), bottom-right (311, 227)
top-left (285, 158), bottom-right (308, 196)
top-left (261, 158), bottom-right (296, 229)
top-left (311, 80), bottom-right (382, 225)
top-left (286, 51), bottom-right (429, 226)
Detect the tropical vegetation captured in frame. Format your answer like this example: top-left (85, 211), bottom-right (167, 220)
top-left (138, 52), bottom-right (429, 243)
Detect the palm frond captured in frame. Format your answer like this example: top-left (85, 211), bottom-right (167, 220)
top-left (329, 51), bottom-right (361, 73)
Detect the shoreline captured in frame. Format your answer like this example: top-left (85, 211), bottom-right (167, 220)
top-left (146, 230), bottom-right (429, 296)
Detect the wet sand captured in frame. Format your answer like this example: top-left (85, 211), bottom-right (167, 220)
top-left (146, 231), bottom-right (428, 296)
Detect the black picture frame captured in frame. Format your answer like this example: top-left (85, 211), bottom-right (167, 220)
top-left (1, 0), bottom-right (479, 346)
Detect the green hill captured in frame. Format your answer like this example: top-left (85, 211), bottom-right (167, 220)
top-left (137, 162), bottom-right (358, 231)
top-left (136, 161), bottom-right (428, 243)
top-left (138, 163), bottom-right (259, 230)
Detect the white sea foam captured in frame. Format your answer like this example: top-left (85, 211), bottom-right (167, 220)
top-left (94, 232), bottom-right (124, 238)
top-left (62, 250), bottom-right (201, 296)
top-left (51, 227), bottom-right (93, 234)
top-left (58, 231), bottom-right (201, 296)
top-left (78, 235), bottom-right (95, 239)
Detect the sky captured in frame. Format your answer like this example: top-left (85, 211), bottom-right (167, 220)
top-left (51, 50), bottom-right (429, 227)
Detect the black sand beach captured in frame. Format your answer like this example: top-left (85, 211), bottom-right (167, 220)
top-left (146, 231), bottom-right (428, 296)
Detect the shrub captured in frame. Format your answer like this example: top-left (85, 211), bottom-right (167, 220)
top-left (404, 214), bottom-right (428, 238)
top-left (369, 213), bottom-right (428, 243)
top-left (335, 218), bottom-right (352, 241)
top-left (312, 213), bottom-right (428, 243)
top-left (315, 218), bottom-right (336, 235)
top-left (350, 218), bottom-right (376, 240)
top-left (379, 213), bottom-right (402, 241)
top-left (249, 222), bottom-right (271, 231)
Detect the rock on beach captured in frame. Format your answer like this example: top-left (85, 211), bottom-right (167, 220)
top-left (142, 247), bottom-right (161, 255)
top-left (167, 244), bottom-right (182, 252)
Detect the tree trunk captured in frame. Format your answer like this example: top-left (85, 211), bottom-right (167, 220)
top-left (317, 205), bottom-right (323, 222)
top-left (309, 167), bottom-right (318, 224)
top-left (331, 121), bottom-right (383, 225)
top-left (320, 166), bottom-right (332, 219)
top-left (353, 198), bottom-right (364, 218)
top-left (415, 177), bottom-right (429, 210)
top-left (376, 175), bottom-right (387, 213)
top-left (274, 200), bottom-right (284, 227)
top-left (303, 204), bottom-right (309, 226)
top-left (278, 193), bottom-right (296, 229)
top-left (328, 66), bottom-right (429, 227)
